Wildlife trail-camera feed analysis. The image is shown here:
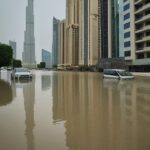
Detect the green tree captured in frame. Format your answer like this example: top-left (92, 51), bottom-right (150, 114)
top-left (0, 44), bottom-right (13, 68)
top-left (13, 59), bottom-right (22, 68)
top-left (40, 62), bottom-right (46, 68)
top-left (53, 64), bottom-right (57, 68)
top-left (37, 64), bottom-right (41, 69)
top-left (37, 62), bottom-right (45, 69)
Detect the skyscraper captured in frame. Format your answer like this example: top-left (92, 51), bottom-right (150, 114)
top-left (78, 0), bottom-right (99, 66)
top-left (66, 0), bottom-right (80, 66)
top-left (22, 0), bottom-right (36, 68)
top-left (9, 40), bottom-right (17, 59)
top-left (52, 17), bottom-right (60, 66)
top-left (88, 0), bottom-right (99, 65)
top-left (120, 0), bottom-right (150, 71)
top-left (99, 0), bottom-right (108, 59)
top-left (58, 20), bottom-right (66, 65)
top-left (42, 49), bottom-right (51, 68)
top-left (98, 0), bottom-right (119, 59)
top-left (79, 0), bottom-right (88, 66)
top-left (111, 0), bottom-right (119, 58)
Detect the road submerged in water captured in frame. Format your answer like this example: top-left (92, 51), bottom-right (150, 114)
top-left (0, 70), bottom-right (150, 150)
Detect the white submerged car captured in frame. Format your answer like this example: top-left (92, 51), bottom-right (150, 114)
top-left (11, 68), bottom-right (32, 80)
top-left (103, 69), bottom-right (134, 80)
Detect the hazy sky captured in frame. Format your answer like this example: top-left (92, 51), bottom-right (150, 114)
top-left (0, 0), bottom-right (65, 63)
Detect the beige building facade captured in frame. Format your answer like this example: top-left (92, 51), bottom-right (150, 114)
top-left (65, 0), bottom-right (80, 66)
top-left (79, 0), bottom-right (84, 65)
top-left (56, 0), bottom-right (99, 67)
top-left (58, 20), bottom-right (66, 65)
top-left (88, 0), bottom-right (99, 65)
top-left (79, 0), bottom-right (99, 66)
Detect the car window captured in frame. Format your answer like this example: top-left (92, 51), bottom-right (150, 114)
top-left (118, 71), bottom-right (132, 76)
top-left (15, 68), bottom-right (29, 72)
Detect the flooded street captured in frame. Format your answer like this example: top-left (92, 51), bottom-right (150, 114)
top-left (0, 70), bottom-right (150, 150)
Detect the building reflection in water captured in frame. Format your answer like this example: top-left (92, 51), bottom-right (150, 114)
top-left (52, 72), bottom-right (150, 150)
top-left (41, 75), bottom-right (51, 91)
top-left (22, 79), bottom-right (35, 150)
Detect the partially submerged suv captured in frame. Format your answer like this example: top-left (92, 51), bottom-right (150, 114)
top-left (103, 69), bottom-right (134, 80)
top-left (11, 68), bottom-right (32, 80)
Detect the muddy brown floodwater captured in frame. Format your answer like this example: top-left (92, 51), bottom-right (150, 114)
top-left (0, 70), bottom-right (150, 150)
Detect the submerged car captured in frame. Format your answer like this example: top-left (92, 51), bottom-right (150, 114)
top-left (11, 68), bottom-right (32, 80)
top-left (103, 69), bottom-right (134, 80)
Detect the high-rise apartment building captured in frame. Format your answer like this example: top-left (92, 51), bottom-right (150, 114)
top-left (79, 0), bottom-right (85, 65)
top-left (111, 0), bottom-right (120, 58)
top-left (108, 0), bottom-right (119, 58)
top-left (119, 0), bottom-right (125, 57)
top-left (9, 40), bottom-right (17, 59)
top-left (99, 0), bottom-right (108, 59)
top-left (99, 0), bottom-right (119, 59)
top-left (22, 0), bottom-right (36, 68)
top-left (66, 0), bottom-right (80, 66)
top-left (120, 0), bottom-right (135, 64)
top-left (134, 0), bottom-right (150, 65)
top-left (52, 17), bottom-right (60, 66)
top-left (120, 0), bottom-right (150, 70)
top-left (83, 0), bottom-right (89, 65)
top-left (79, 0), bottom-right (99, 66)
top-left (58, 20), bottom-right (66, 65)
top-left (88, 0), bottom-right (99, 65)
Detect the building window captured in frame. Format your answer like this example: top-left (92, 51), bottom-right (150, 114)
top-left (124, 22), bottom-right (130, 29)
top-left (146, 32), bottom-right (150, 36)
top-left (146, 21), bottom-right (150, 25)
top-left (136, 33), bottom-right (143, 41)
top-left (124, 13), bottom-right (130, 20)
top-left (137, 53), bottom-right (144, 59)
top-left (146, 42), bottom-right (150, 47)
top-left (124, 32), bottom-right (130, 38)
top-left (147, 53), bottom-right (150, 58)
top-left (124, 41), bottom-right (131, 47)
top-left (136, 43), bottom-right (144, 50)
top-left (125, 51), bottom-right (131, 57)
top-left (124, 4), bottom-right (130, 11)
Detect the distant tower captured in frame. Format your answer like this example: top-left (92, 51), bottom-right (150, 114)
top-left (23, 0), bottom-right (36, 68)
top-left (9, 40), bottom-right (17, 59)
top-left (42, 49), bottom-right (51, 68)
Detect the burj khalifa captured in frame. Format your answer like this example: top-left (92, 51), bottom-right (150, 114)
top-left (23, 0), bottom-right (36, 68)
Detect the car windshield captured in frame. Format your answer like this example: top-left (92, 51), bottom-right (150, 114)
top-left (117, 71), bottom-right (132, 76)
top-left (15, 68), bottom-right (29, 72)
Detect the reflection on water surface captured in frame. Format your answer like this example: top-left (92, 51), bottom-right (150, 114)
top-left (0, 71), bottom-right (150, 150)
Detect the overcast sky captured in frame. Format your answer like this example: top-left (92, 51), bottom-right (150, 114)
top-left (0, 0), bottom-right (65, 63)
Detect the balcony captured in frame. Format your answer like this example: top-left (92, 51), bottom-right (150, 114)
top-left (135, 0), bottom-right (143, 5)
top-left (135, 14), bottom-right (150, 24)
top-left (136, 46), bottom-right (150, 53)
top-left (135, 3), bottom-right (150, 14)
top-left (135, 25), bottom-right (150, 33)
top-left (136, 36), bottom-right (150, 43)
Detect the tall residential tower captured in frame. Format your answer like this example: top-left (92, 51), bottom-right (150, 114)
top-left (66, 0), bottom-right (80, 66)
top-left (22, 0), bottom-right (36, 68)
top-left (120, 0), bottom-right (150, 71)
